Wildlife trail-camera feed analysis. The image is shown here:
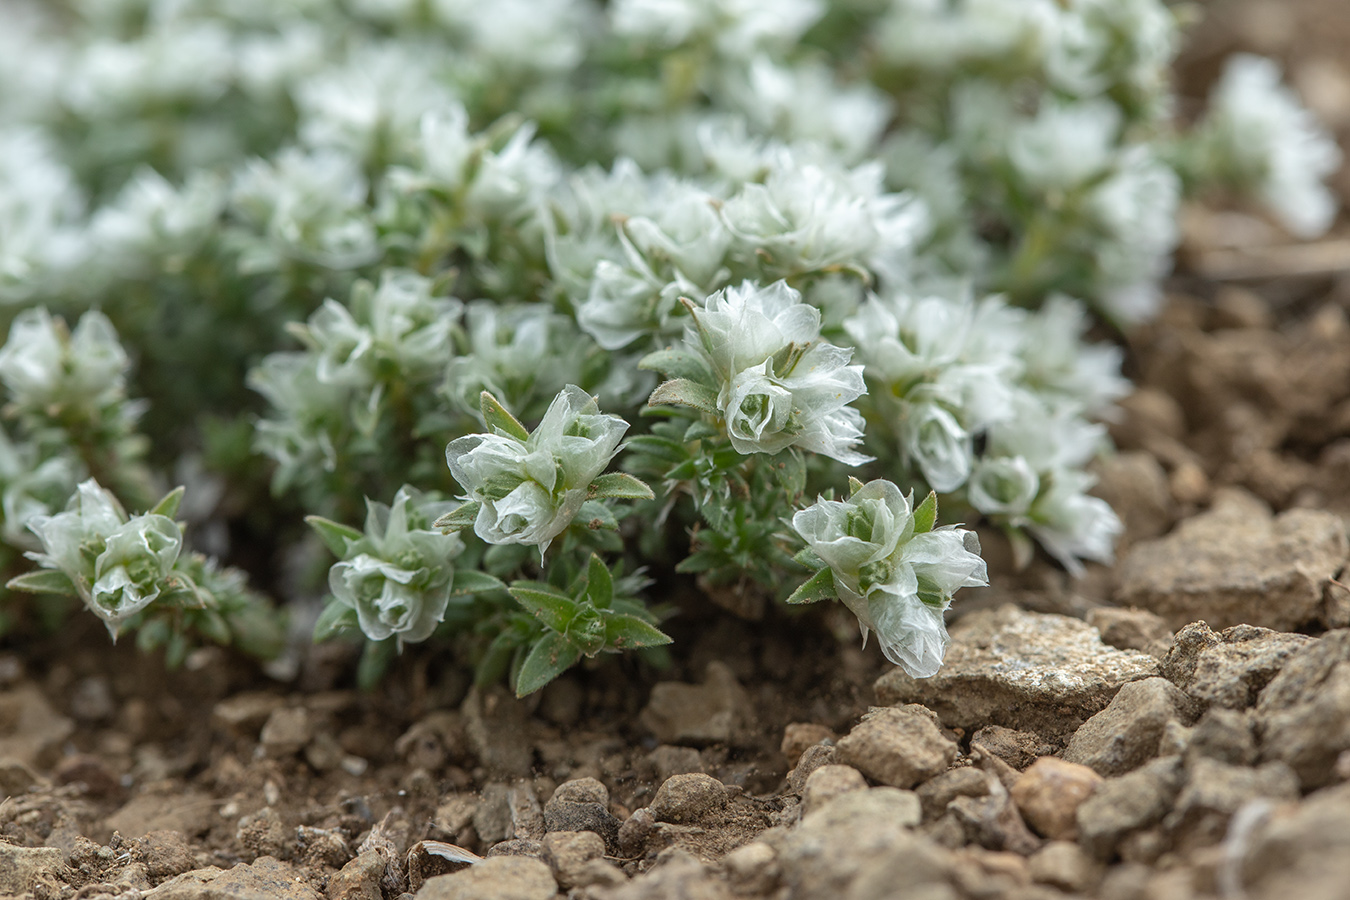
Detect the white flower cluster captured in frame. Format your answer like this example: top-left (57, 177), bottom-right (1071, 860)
top-left (1196, 54), bottom-right (1342, 240)
top-left (446, 385), bottom-right (629, 554)
top-left (845, 288), bottom-right (1126, 572)
top-left (325, 486), bottom-right (464, 646)
top-left (682, 281), bottom-right (870, 465)
top-left (26, 479), bottom-right (182, 637)
top-left (794, 479), bottom-right (987, 676)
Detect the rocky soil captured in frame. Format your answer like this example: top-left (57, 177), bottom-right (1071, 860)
top-left (9, 2), bottom-right (1350, 899)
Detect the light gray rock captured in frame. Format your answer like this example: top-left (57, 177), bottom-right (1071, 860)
top-left (1063, 677), bottom-right (1198, 777)
top-left (801, 765), bottom-right (868, 816)
top-left (1241, 780), bottom-right (1350, 900)
top-left (1161, 622), bottom-right (1313, 710)
top-left (416, 856), bottom-right (557, 900)
top-left (1086, 607), bottom-right (1173, 656)
top-left (0, 684), bottom-right (74, 767)
top-left (768, 789), bottom-right (940, 898)
top-left (1028, 841), bottom-right (1103, 894)
top-left (648, 773), bottom-right (730, 824)
top-left (1255, 630), bottom-right (1350, 789)
top-left (1114, 489), bottom-right (1348, 631)
top-left (1075, 757), bottom-right (1185, 860)
top-left (541, 831), bottom-right (606, 890)
top-left (1163, 758), bottom-right (1299, 853)
top-left (639, 661), bottom-right (753, 747)
top-left (147, 857), bottom-right (321, 900)
top-left (876, 606), bottom-right (1158, 742)
top-left (917, 768), bottom-right (989, 822)
top-left (835, 705), bottom-right (958, 790)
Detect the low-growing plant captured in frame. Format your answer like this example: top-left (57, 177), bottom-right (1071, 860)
top-left (0, 0), bottom-right (1339, 695)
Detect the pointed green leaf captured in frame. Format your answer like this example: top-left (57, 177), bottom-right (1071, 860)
top-left (480, 391), bottom-right (529, 442)
top-left (149, 486), bottom-right (186, 519)
top-left (847, 476), bottom-right (865, 497)
top-left (306, 515), bottom-right (364, 558)
top-left (6, 569), bottom-right (77, 596)
top-left (682, 419), bottom-right (719, 442)
top-left (793, 547), bottom-right (825, 570)
top-left (774, 449), bottom-right (806, 498)
top-left (509, 582), bottom-right (577, 633)
top-left (515, 631), bottom-right (583, 697)
top-left (638, 348), bottom-right (714, 384)
top-left (587, 472), bottom-right (655, 501)
top-left (625, 434), bottom-right (688, 463)
top-left (196, 609), bottom-right (233, 646)
top-left (450, 569), bottom-right (507, 597)
top-left (785, 567), bottom-right (837, 605)
top-left (586, 555), bottom-right (613, 610)
top-left (912, 491), bottom-right (938, 535)
top-left (434, 501), bottom-right (480, 532)
top-left (475, 629), bottom-right (520, 687)
top-left (648, 378), bottom-right (719, 415)
top-left (313, 601), bottom-right (360, 641)
top-left (574, 500), bottom-right (619, 532)
top-left (602, 612), bottom-right (672, 650)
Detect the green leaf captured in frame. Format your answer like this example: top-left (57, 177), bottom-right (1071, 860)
top-left (785, 567), bottom-right (837, 605)
top-left (515, 631), bottom-right (583, 697)
top-left (357, 639), bottom-right (398, 691)
top-left (305, 515), bottom-right (364, 558)
top-left (602, 613), bottom-right (672, 650)
top-left (638, 348), bottom-right (714, 384)
top-left (586, 555), bottom-right (613, 609)
top-left (149, 486), bottom-right (186, 519)
top-left (6, 569), bottom-right (77, 596)
top-left (480, 391), bottom-right (529, 442)
top-left (625, 435), bottom-right (687, 463)
top-left (450, 569), bottom-right (507, 597)
top-left (793, 547), bottom-right (825, 569)
top-left (196, 609), bottom-right (232, 646)
top-left (573, 500), bottom-right (619, 531)
top-left (509, 582), bottom-right (577, 633)
top-left (912, 491), bottom-right (938, 535)
top-left (682, 419), bottom-right (719, 442)
top-left (774, 449), bottom-right (807, 498)
top-left (648, 378), bottom-right (719, 415)
top-left (475, 629), bottom-right (520, 687)
top-left (588, 472), bottom-right (655, 501)
top-left (313, 601), bottom-right (359, 641)
top-left (434, 501), bottom-right (481, 532)
top-left (847, 476), bottom-right (865, 497)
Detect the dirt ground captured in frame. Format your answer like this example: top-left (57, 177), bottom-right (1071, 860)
top-left (7, 2), bottom-right (1350, 899)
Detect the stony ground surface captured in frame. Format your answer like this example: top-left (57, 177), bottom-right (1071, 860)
top-left (8, 2), bottom-right (1350, 899)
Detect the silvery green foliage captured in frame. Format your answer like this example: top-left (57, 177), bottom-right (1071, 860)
top-left (1192, 54), bottom-right (1342, 240)
top-left (322, 486), bottom-right (464, 646)
top-left (25, 479), bottom-right (181, 636)
top-left (0, 0), bottom-right (1341, 688)
top-left (445, 386), bottom-right (629, 554)
top-left (793, 479), bottom-right (987, 677)
top-left (680, 280), bottom-right (870, 464)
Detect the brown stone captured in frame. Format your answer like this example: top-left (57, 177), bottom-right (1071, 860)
top-left (1011, 758), bottom-right (1103, 841)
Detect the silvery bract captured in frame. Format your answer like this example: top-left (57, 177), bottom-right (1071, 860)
top-left (792, 479), bottom-right (987, 677)
top-left (0, 308), bottom-right (128, 413)
top-left (328, 486), bottom-right (463, 646)
top-left (25, 479), bottom-right (182, 637)
top-left (688, 280), bottom-right (870, 465)
top-left (446, 385), bottom-right (629, 554)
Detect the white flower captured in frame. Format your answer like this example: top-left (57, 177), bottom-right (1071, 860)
top-left (793, 479), bottom-right (986, 677)
top-left (1008, 99), bottom-right (1120, 192)
top-left (1027, 468), bottom-right (1121, 575)
top-left (26, 479), bottom-right (182, 636)
top-left (904, 402), bottom-right (972, 494)
top-left (687, 281), bottom-right (871, 464)
top-left (0, 308), bottom-right (129, 414)
top-left (1089, 146), bottom-right (1180, 323)
top-left (446, 385), bottom-right (630, 554)
top-left (327, 486), bottom-right (462, 646)
top-left (1204, 53), bottom-right (1342, 239)
top-left (967, 456), bottom-right (1040, 519)
top-left (610, 0), bottom-right (824, 57)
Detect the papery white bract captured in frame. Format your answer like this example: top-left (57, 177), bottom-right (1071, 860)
top-left (686, 280), bottom-right (871, 464)
top-left (793, 479), bottom-right (986, 677)
top-left (446, 385), bottom-right (629, 554)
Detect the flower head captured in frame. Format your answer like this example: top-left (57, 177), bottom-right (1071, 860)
top-left (793, 479), bottom-right (986, 677)
top-left (446, 385), bottom-right (629, 554)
